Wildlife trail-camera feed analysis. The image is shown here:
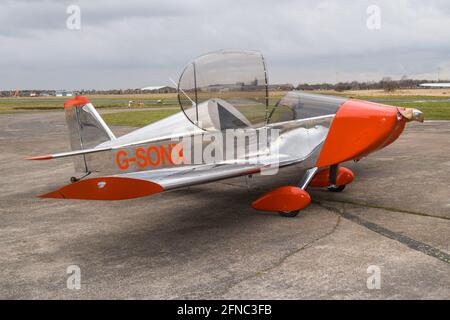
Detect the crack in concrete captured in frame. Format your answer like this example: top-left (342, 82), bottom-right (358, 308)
top-left (316, 198), bottom-right (450, 221)
top-left (218, 214), bottom-right (341, 297)
top-left (316, 201), bottom-right (450, 266)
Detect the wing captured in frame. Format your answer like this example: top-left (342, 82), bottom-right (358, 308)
top-left (37, 160), bottom-right (282, 201)
top-left (38, 146), bottom-right (322, 201)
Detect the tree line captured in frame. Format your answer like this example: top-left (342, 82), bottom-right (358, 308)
top-left (297, 77), bottom-right (449, 92)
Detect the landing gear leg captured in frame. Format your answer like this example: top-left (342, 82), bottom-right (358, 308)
top-left (327, 164), bottom-right (346, 192)
top-left (70, 171), bottom-right (91, 183)
top-left (279, 210), bottom-right (300, 218)
top-left (328, 185), bottom-right (346, 192)
top-left (329, 164), bottom-right (338, 185)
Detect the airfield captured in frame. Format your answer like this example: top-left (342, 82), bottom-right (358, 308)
top-left (0, 91), bottom-right (449, 299)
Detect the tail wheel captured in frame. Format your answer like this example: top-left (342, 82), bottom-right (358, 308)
top-left (278, 210), bottom-right (300, 218)
top-left (328, 185), bottom-right (346, 193)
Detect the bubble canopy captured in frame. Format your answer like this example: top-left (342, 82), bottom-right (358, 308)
top-left (178, 51), bottom-right (269, 131)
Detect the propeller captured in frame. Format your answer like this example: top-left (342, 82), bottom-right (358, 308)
top-left (398, 108), bottom-right (425, 123)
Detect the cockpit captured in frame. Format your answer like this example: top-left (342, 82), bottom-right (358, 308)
top-left (177, 50), bottom-right (346, 131)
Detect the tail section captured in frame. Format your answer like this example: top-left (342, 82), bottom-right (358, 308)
top-left (64, 96), bottom-right (116, 172)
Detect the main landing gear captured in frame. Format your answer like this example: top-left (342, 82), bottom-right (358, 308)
top-left (278, 210), bottom-right (301, 218)
top-left (70, 171), bottom-right (91, 183)
top-left (251, 168), bottom-right (317, 218)
top-left (275, 167), bottom-right (318, 218)
top-left (328, 185), bottom-right (346, 193)
top-left (251, 165), bottom-right (355, 218)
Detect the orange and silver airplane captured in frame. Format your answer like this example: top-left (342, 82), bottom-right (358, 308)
top-left (28, 51), bottom-right (424, 217)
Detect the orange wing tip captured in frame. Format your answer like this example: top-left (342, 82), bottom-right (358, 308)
top-left (39, 190), bottom-right (64, 199)
top-left (39, 177), bottom-right (163, 201)
top-left (252, 186), bottom-right (311, 212)
top-left (26, 154), bottom-right (53, 160)
top-left (64, 96), bottom-right (90, 108)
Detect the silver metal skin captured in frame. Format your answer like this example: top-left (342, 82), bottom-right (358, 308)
top-left (51, 95), bottom-right (345, 188)
top-left (65, 103), bottom-right (116, 172)
top-left (54, 94), bottom-right (339, 191)
top-left (78, 107), bottom-right (337, 191)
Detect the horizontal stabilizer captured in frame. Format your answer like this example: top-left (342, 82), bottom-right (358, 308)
top-left (26, 146), bottom-right (112, 161)
top-left (40, 176), bottom-right (163, 200)
top-left (26, 132), bottom-right (188, 161)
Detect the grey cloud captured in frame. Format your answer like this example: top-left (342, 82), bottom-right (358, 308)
top-left (1, 0), bottom-right (450, 89)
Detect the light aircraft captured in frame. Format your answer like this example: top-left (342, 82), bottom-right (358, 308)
top-left (29, 51), bottom-right (424, 217)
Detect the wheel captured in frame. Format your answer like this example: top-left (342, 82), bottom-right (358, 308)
top-left (328, 185), bottom-right (346, 193)
top-left (70, 177), bottom-right (79, 183)
top-left (278, 210), bottom-right (300, 218)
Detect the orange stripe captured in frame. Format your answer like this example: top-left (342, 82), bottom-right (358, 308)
top-left (26, 154), bottom-right (53, 160)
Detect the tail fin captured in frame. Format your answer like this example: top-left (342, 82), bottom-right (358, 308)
top-left (64, 96), bottom-right (116, 172)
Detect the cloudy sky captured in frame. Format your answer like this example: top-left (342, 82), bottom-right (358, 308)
top-left (1, 0), bottom-right (450, 90)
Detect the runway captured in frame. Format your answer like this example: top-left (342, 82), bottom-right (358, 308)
top-left (0, 111), bottom-right (449, 299)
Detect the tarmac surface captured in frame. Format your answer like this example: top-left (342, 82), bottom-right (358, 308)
top-left (0, 111), bottom-right (449, 299)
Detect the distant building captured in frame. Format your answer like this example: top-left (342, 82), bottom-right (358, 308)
top-left (55, 90), bottom-right (74, 97)
top-left (419, 83), bottom-right (450, 88)
top-left (141, 86), bottom-right (176, 93)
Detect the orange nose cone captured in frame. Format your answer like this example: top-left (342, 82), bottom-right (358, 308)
top-left (317, 100), bottom-right (404, 167)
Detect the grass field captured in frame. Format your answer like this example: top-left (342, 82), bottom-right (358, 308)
top-left (1, 89), bottom-right (450, 122)
top-left (102, 109), bottom-right (179, 127)
top-left (101, 101), bottom-right (450, 128)
top-left (385, 101), bottom-right (450, 120)
top-left (332, 91), bottom-right (450, 120)
top-left (0, 93), bottom-right (182, 114)
top-left (338, 94), bottom-right (450, 101)
top-left (320, 88), bottom-right (450, 97)
top-left (0, 99), bottom-right (179, 114)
